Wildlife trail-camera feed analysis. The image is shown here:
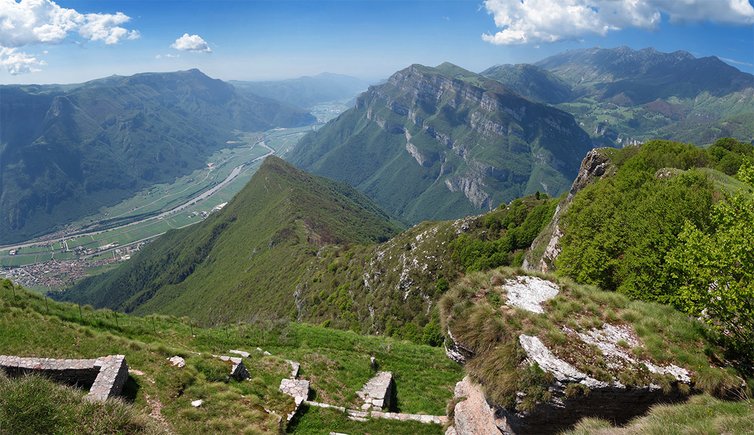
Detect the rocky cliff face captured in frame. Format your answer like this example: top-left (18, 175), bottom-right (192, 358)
top-left (290, 62), bottom-right (593, 224)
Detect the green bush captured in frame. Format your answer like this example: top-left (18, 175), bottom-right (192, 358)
top-left (557, 139), bottom-right (754, 305)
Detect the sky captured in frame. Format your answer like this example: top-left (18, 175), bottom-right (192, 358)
top-left (0, 0), bottom-right (753, 84)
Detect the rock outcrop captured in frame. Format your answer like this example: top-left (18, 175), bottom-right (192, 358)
top-left (524, 148), bottom-right (613, 272)
top-left (442, 272), bottom-right (703, 434)
top-left (501, 276), bottom-right (559, 313)
top-left (447, 377), bottom-right (500, 435)
top-left (290, 62), bottom-right (594, 225)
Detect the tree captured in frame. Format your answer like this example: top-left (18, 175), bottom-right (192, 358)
top-left (666, 193), bottom-right (754, 372)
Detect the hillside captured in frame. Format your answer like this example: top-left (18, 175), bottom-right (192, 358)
top-left (482, 47), bottom-right (754, 146)
top-left (59, 156), bottom-right (557, 341)
top-left (523, 138), bottom-right (754, 375)
top-left (0, 69), bottom-right (315, 244)
top-left (59, 157), bottom-right (401, 324)
top-left (1, 278), bottom-right (461, 434)
top-left (289, 62), bottom-right (594, 224)
top-left (294, 195), bottom-right (557, 342)
top-left (231, 73), bottom-right (370, 109)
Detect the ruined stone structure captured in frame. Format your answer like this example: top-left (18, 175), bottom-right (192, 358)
top-left (0, 354), bottom-right (129, 401)
top-left (357, 371), bottom-right (395, 411)
top-left (279, 378), bottom-right (310, 422)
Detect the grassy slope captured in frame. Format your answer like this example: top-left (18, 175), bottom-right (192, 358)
top-left (60, 156), bottom-right (401, 325)
top-left (0, 372), bottom-right (160, 435)
top-left (295, 195), bottom-right (557, 342)
top-left (568, 394), bottom-right (754, 435)
top-left (1, 279), bottom-right (461, 433)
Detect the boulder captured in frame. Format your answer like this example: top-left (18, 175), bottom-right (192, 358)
top-left (167, 356), bottom-right (185, 368)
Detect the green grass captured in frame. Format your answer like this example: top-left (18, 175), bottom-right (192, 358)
top-left (568, 394), bottom-right (754, 435)
top-left (265, 324), bottom-right (461, 414)
top-left (1, 279), bottom-right (460, 433)
top-left (61, 157), bottom-right (402, 326)
top-left (287, 405), bottom-right (444, 434)
top-left (0, 372), bottom-right (160, 435)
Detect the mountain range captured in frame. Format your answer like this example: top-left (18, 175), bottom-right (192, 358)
top-left (0, 69), bottom-right (314, 244)
top-left (289, 62), bottom-right (594, 224)
top-left (483, 46), bottom-right (754, 146)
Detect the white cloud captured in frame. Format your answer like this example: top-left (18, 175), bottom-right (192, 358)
top-left (171, 33), bottom-right (211, 53)
top-left (0, 0), bottom-right (138, 74)
top-left (79, 12), bottom-right (140, 45)
top-left (0, 46), bottom-right (45, 75)
top-left (482, 0), bottom-right (754, 45)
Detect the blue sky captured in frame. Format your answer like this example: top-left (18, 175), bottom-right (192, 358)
top-left (0, 0), bottom-right (753, 84)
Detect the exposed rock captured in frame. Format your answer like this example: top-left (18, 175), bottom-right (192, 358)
top-left (229, 349), bottom-right (250, 358)
top-left (518, 335), bottom-right (608, 389)
top-left (167, 356), bottom-right (186, 368)
top-left (499, 333), bottom-right (690, 433)
top-left (524, 149), bottom-right (613, 273)
top-left (445, 328), bottom-right (474, 364)
top-left (191, 399), bottom-right (203, 408)
top-left (357, 371), bottom-right (395, 411)
top-left (575, 324), bottom-right (690, 383)
top-left (567, 148), bottom-right (613, 199)
top-left (502, 276), bottom-right (560, 314)
top-left (450, 377), bottom-right (501, 435)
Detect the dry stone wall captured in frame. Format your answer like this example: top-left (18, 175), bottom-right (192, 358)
top-left (0, 354), bottom-right (129, 401)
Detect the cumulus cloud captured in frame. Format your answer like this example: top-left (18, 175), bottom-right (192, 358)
top-left (0, 46), bottom-right (45, 74)
top-left (482, 0), bottom-right (754, 45)
top-left (0, 0), bottom-right (139, 74)
top-left (171, 33), bottom-right (211, 52)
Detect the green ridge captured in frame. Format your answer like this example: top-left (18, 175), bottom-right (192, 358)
top-left (59, 156), bottom-right (401, 324)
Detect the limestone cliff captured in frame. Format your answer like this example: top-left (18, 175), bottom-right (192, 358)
top-left (290, 62), bottom-right (593, 224)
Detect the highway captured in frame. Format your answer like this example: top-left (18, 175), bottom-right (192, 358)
top-left (0, 142), bottom-right (274, 253)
